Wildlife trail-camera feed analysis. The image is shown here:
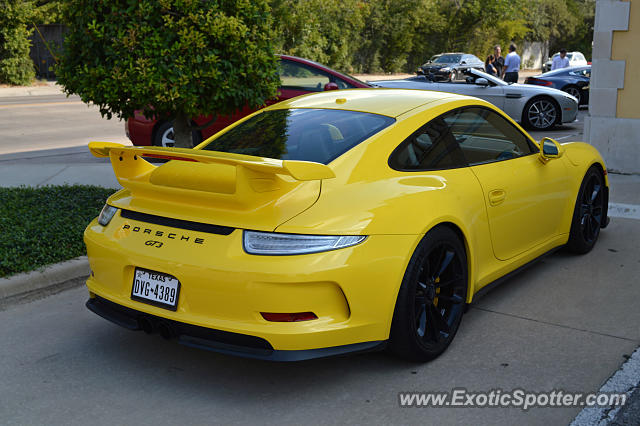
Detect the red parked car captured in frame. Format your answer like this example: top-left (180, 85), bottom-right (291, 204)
top-left (125, 55), bottom-right (372, 147)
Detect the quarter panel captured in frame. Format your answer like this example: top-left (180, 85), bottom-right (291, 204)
top-left (436, 82), bottom-right (506, 110)
top-left (276, 101), bottom-right (499, 300)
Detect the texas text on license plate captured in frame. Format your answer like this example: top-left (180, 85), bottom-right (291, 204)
top-left (131, 268), bottom-right (180, 311)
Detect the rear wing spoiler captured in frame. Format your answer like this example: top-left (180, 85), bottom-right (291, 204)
top-left (88, 142), bottom-right (335, 181)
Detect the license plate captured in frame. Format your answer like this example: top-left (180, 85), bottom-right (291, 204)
top-left (131, 268), bottom-right (180, 311)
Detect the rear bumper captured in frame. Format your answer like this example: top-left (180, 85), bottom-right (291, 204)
top-left (84, 216), bottom-right (417, 354)
top-left (86, 295), bottom-right (385, 361)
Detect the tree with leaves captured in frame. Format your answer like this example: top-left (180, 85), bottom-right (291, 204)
top-left (32, 0), bottom-right (64, 24)
top-left (0, 1), bottom-right (35, 86)
top-left (56, 0), bottom-right (280, 148)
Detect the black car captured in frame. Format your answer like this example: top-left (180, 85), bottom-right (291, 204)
top-left (417, 53), bottom-right (484, 81)
top-left (524, 65), bottom-right (590, 105)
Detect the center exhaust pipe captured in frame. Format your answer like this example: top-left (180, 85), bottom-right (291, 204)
top-left (157, 322), bottom-right (175, 340)
top-left (138, 317), bottom-right (155, 334)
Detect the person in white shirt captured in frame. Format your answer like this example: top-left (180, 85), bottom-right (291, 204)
top-left (501, 44), bottom-right (521, 83)
top-left (551, 49), bottom-right (570, 70)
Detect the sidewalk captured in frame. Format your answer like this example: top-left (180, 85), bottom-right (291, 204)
top-left (0, 147), bottom-right (122, 189)
top-left (0, 81), bottom-right (65, 98)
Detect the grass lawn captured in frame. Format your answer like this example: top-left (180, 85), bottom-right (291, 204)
top-left (0, 185), bottom-right (115, 278)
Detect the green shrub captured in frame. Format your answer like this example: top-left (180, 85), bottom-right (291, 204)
top-left (0, 1), bottom-right (35, 85)
top-left (0, 185), bottom-right (114, 277)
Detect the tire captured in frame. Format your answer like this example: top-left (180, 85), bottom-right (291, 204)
top-left (566, 166), bottom-right (606, 254)
top-left (563, 85), bottom-right (582, 104)
top-left (153, 121), bottom-right (201, 148)
top-left (523, 97), bottom-right (560, 131)
top-left (389, 226), bottom-right (468, 362)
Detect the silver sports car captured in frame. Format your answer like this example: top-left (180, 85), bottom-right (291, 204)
top-left (373, 68), bottom-right (578, 131)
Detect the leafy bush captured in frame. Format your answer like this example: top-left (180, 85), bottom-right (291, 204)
top-left (0, 185), bottom-right (114, 278)
top-left (56, 0), bottom-right (280, 148)
top-left (0, 1), bottom-right (35, 85)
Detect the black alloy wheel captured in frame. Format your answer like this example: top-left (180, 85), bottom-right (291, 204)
top-left (567, 166), bottom-right (606, 254)
top-left (390, 226), bottom-right (468, 361)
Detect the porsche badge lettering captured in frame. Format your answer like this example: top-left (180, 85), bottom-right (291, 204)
top-left (122, 224), bottom-right (205, 245)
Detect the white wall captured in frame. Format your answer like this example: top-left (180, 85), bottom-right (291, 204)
top-left (521, 41), bottom-right (548, 70)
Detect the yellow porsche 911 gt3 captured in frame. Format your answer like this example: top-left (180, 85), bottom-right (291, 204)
top-left (84, 89), bottom-right (609, 362)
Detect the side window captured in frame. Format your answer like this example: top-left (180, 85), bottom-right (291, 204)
top-left (445, 107), bottom-right (537, 165)
top-left (334, 78), bottom-right (356, 90)
top-left (389, 116), bottom-right (467, 171)
top-left (571, 69), bottom-right (588, 77)
top-left (279, 60), bottom-right (331, 92)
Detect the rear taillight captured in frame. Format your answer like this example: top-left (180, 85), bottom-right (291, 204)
top-left (261, 312), bottom-right (318, 322)
top-left (98, 204), bottom-right (118, 226)
top-left (526, 77), bottom-right (553, 86)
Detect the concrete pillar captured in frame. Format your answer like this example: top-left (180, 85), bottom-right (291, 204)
top-left (585, 0), bottom-right (640, 174)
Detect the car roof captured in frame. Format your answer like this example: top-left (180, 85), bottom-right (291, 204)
top-left (268, 88), bottom-right (469, 117)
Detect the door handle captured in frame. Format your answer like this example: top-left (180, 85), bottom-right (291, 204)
top-left (488, 189), bottom-right (506, 206)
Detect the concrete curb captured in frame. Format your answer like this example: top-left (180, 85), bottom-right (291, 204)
top-left (571, 346), bottom-right (640, 425)
top-left (0, 256), bottom-right (89, 301)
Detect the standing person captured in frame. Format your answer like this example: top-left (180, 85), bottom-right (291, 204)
top-left (493, 45), bottom-right (504, 77)
top-left (551, 48), bottom-right (570, 70)
top-left (502, 43), bottom-right (521, 83)
top-left (485, 55), bottom-right (497, 76)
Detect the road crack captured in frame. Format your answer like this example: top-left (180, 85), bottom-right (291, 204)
top-left (469, 305), bottom-right (638, 342)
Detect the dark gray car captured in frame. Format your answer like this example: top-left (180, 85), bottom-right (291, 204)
top-left (417, 53), bottom-right (485, 82)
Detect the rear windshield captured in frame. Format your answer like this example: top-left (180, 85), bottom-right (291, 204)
top-left (201, 108), bottom-right (395, 164)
